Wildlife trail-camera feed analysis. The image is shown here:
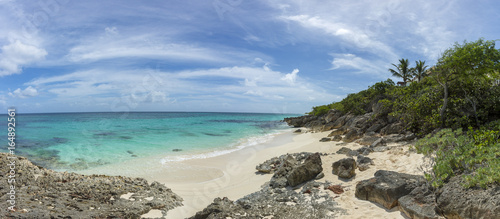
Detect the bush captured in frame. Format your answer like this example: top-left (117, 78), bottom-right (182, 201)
top-left (415, 122), bottom-right (500, 188)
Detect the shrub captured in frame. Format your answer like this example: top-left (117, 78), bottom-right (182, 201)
top-left (415, 122), bottom-right (500, 188)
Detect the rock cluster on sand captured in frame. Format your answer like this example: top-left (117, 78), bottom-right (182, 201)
top-left (256, 152), bottom-right (323, 188)
top-left (0, 153), bottom-right (182, 218)
top-left (189, 181), bottom-right (346, 219)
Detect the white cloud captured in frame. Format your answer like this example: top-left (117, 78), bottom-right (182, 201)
top-left (330, 53), bottom-right (386, 75)
top-left (25, 65), bottom-right (338, 113)
top-left (281, 68), bottom-right (299, 85)
top-left (8, 86), bottom-right (39, 98)
top-left (282, 14), bottom-right (398, 61)
top-left (0, 40), bottom-right (47, 76)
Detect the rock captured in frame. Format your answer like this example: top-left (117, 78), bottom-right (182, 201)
top-left (328, 127), bottom-right (347, 137)
top-left (398, 184), bottom-right (443, 219)
top-left (336, 147), bottom-right (352, 155)
top-left (356, 146), bottom-right (373, 156)
top-left (190, 197), bottom-right (232, 219)
top-left (286, 153), bottom-right (323, 187)
top-left (356, 136), bottom-right (381, 146)
top-left (0, 153), bottom-right (183, 218)
top-left (321, 122), bottom-right (336, 131)
top-left (256, 152), bottom-right (312, 174)
top-left (332, 114), bottom-right (353, 129)
top-left (366, 123), bottom-right (385, 133)
top-left (315, 172), bottom-right (325, 180)
top-left (172, 148), bottom-right (182, 152)
top-left (319, 137), bottom-right (331, 142)
top-left (373, 146), bottom-right (389, 152)
top-left (395, 133), bottom-right (417, 142)
top-left (332, 158), bottom-right (357, 179)
top-left (355, 170), bottom-right (426, 209)
top-left (191, 183), bottom-right (345, 219)
top-left (324, 109), bottom-right (343, 123)
top-left (436, 176), bottom-right (500, 219)
top-left (283, 115), bottom-right (319, 128)
top-left (380, 122), bottom-right (404, 135)
top-left (347, 150), bottom-right (360, 157)
top-left (332, 135), bottom-right (343, 141)
top-left (370, 138), bottom-right (386, 148)
top-left (294, 129), bottom-right (302, 133)
top-left (343, 129), bottom-right (362, 143)
top-left (356, 155), bottom-right (374, 171)
top-left (268, 153), bottom-right (322, 188)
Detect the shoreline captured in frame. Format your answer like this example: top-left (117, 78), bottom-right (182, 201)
top-left (149, 129), bottom-right (425, 218)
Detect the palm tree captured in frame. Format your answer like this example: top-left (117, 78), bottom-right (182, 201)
top-left (413, 60), bottom-right (428, 82)
top-left (389, 58), bottom-right (412, 86)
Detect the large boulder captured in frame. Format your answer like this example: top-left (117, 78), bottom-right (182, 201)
top-left (256, 152), bottom-right (312, 174)
top-left (269, 153), bottom-right (323, 188)
top-left (398, 184), bottom-right (443, 219)
top-left (286, 153), bottom-right (323, 187)
top-left (436, 176), bottom-right (500, 219)
top-left (332, 158), bottom-right (357, 179)
top-left (355, 170), bottom-right (426, 209)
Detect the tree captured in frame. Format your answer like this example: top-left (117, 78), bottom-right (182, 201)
top-left (434, 38), bottom-right (500, 127)
top-left (413, 60), bottom-right (428, 82)
top-left (389, 58), bottom-right (412, 85)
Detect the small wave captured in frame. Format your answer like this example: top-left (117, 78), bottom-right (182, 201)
top-left (160, 129), bottom-right (290, 164)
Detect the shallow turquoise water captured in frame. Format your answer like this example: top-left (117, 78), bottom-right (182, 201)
top-left (0, 112), bottom-right (299, 171)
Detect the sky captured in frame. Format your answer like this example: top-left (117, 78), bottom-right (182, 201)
top-left (0, 0), bottom-right (499, 114)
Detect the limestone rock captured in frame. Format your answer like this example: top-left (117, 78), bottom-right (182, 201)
top-left (355, 170), bottom-right (426, 209)
top-left (332, 135), bottom-right (343, 141)
top-left (398, 184), bottom-right (443, 219)
top-left (437, 176), bottom-right (500, 219)
top-left (319, 137), bottom-right (331, 142)
top-left (286, 153), bottom-right (323, 187)
top-left (343, 129), bottom-right (362, 143)
top-left (328, 127), bottom-right (347, 137)
top-left (332, 158), bottom-right (357, 179)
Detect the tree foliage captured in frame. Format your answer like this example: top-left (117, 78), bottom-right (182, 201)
top-left (389, 58), bottom-right (412, 84)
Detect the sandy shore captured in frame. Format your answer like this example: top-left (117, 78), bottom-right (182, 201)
top-left (78, 129), bottom-right (426, 218)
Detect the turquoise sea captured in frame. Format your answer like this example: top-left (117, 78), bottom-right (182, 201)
top-left (1, 112), bottom-right (299, 172)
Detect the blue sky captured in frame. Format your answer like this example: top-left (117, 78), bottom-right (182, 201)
top-left (0, 0), bottom-right (499, 114)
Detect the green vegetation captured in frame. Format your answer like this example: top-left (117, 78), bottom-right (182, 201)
top-left (308, 38), bottom-right (500, 187)
top-left (308, 79), bottom-right (394, 116)
top-left (414, 122), bottom-right (500, 188)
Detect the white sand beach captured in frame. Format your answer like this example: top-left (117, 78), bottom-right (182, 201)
top-left (132, 129), bottom-right (427, 218)
top-left (78, 128), bottom-right (426, 218)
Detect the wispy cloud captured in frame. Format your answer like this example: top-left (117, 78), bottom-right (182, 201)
top-left (8, 86), bottom-right (39, 98)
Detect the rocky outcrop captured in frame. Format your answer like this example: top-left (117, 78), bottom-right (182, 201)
top-left (436, 176), bottom-right (500, 219)
top-left (284, 103), bottom-right (405, 136)
top-left (398, 184), bottom-right (443, 219)
top-left (190, 182), bottom-right (345, 219)
top-left (331, 158), bottom-right (357, 179)
top-left (0, 153), bottom-right (182, 218)
top-left (355, 170), bottom-right (426, 209)
top-left (257, 153), bottom-right (323, 188)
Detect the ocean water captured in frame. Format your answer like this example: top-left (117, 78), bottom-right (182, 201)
top-left (0, 112), bottom-right (299, 172)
